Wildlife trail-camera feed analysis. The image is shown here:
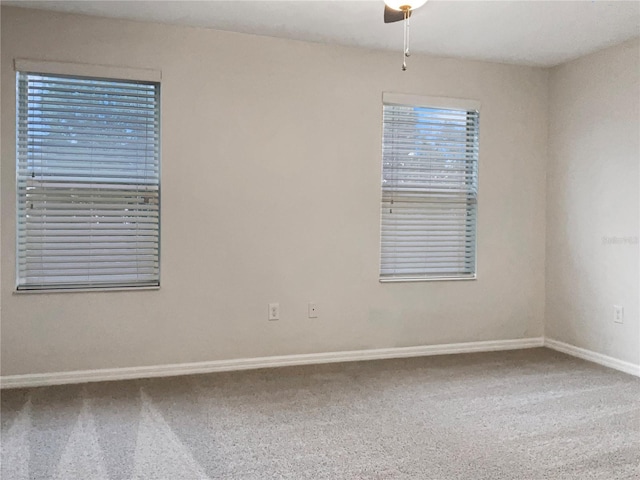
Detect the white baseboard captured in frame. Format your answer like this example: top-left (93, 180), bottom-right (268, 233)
top-left (545, 338), bottom-right (640, 377)
top-left (0, 337), bottom-right (544, 389)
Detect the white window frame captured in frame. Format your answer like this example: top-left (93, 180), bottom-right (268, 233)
top-left (14, 59), bottom-right (162, 293)
top-left (379, 92), bottom-right (480, 282)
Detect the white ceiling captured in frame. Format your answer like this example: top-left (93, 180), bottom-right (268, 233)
top-left (4, 0), bottom-right (640, 67)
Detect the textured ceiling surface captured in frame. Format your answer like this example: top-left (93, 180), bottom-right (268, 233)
top-left (4, 0), bottom-right (640, 66)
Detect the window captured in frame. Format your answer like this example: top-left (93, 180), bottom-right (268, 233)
top-left (16, 70), bottom-right (160, 291)
top-left (380, 93), bottom-right (479, 281)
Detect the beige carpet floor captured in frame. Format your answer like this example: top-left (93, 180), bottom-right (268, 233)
top-left (1, 348), bottom-right (639, 479)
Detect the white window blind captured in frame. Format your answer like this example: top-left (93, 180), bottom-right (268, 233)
top-left (16, 72), bottom-right (160, 290)
top-left (380, 96), bottom-right (479, 281)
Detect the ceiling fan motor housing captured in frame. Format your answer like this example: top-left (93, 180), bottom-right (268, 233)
top-left (384, 0), bottom-right (428, 12)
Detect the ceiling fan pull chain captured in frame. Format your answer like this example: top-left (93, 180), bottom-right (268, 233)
top-left (384, 1), bottom-right (428, 71)
top-left (402, 9), bottom-right (408, 70)
top-left (406, 12), bottom-right (411, 58)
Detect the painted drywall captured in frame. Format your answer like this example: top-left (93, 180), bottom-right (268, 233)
top-left (0, 5), bottom-right (3, 341)
top-left (546, 38), bottom-right (640, 365)
top-left (0, 7), bottom-right (548, 376)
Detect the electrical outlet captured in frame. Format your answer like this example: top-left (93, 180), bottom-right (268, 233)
top-left (613, 305), bottom-right (624, 324)
top-left (268, 303), bottom-right (280, 321)
top-left (308, 302), bottom-right (318, 318)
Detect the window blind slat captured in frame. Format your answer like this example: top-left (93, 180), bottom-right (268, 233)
top-left (380, 101), bottom-right (479, 280)
top-left (16, 72), bottom-right (161, 290)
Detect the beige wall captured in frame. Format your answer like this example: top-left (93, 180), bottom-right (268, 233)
top-left (0, 7), bottom-right (549, 376)
top-left (546, 39), bottom-right (640, 364)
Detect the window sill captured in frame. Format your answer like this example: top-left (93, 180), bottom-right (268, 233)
top-left (379, 276), bottom-right (477, 283)
top-left (13, 285), bottom-right (160, 295)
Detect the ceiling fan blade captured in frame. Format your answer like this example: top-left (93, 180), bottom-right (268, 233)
top-left (384, 5), bottom-right (411, 24)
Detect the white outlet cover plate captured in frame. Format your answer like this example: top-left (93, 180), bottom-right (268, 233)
top-left (269, 303), bottom-right (280, 321)
top-left (613, 305), bottom-right (624, 324)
